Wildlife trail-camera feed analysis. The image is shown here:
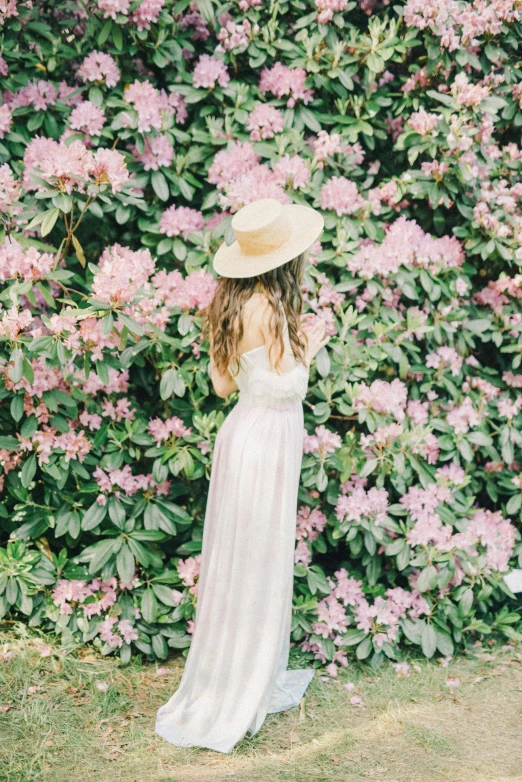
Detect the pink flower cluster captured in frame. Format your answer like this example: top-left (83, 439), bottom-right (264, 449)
top-left (296, 505), bottom-right (327, 541)
top-left (148, 416), bottom-right (193, 445)
top-left (69, 101), bottom-right (106, 137)
top-left (450, 72), bottom-right (489, 107)
top-left (403, 481), bottom-right (515, 573)
top-left (159, 205), bottom-right (205, 238)
top-left (0, 0), bottom-right (18, 23)
top-left (354, 378), bottom-right (408, 421)
top-left (151, 268), bottom-right (217, 312)
top-left (129, 0), bottom-right (165, 29)
top-left (208, 141), bottom-right (259, 189)
top-left (302, 567), bottom-right (430, 675)
top-left (20, 428), bottom-right (91, 466)
top-left (446, 396), bottom-right (482, 434)
top-left (219, 165), bottom-right (288, 212)
top-left (315, 0), bottom-right (348, 23)
top-left (0, 164), bottom-right (19, 214)
top-left (0, 104), bottom-right (12, 139)
top-left (216, 17), bottom-right (258, 52)
top-left (348, 217), bottom-right (464, 278)
top-left (78, 51), bottom-right (120, 87)
top-left (312, 130), bottom-right (343, 164)
top-left (94, 464), bottom-right (170, 499)
top-left (52, 577), bottom-right (118, 616)
top-left (303, 425), bottom-right (342, 455)
top-left (23, 138), bottom-right (128, 194)
top-left (426, 346), bottom-right (463, 376)
top-left (404, 0), bottom-right (522, 51)
top-left (123, 80), bottom-right (187, 133)
top-left (100, 616), bottom-right (139, 647)
top-left (259, 62), bottom-right (314, 108)
top-left (97, 0), bottom-right (130, 19)
top-left (0, 237), bottom-right (54, 282)
top-left (407, 107), bottom-right (442, 135)
top-left (177, 554), bottom-right (202, 596)
top-left (133, 134), bottom-right (173, 171)
top-left (192, 54), bottom-right (230, 90)
top-left (91, 244), bottom-right (155, 306)
top-left (335, 485), bottom-right (389, 526)
top-left (246, 104), bottom-right (284, 141)
top-left (272, 154), bottom-right (311, 190)
top-left (320, 176), bottom-right (365, 216)
top-left (473, 275), bottom-right (522, 314)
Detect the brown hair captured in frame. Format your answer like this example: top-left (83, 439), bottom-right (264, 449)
top-left (200, 251), bottom-right (309, 374)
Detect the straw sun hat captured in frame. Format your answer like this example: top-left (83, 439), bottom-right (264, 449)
top-left (213, 198), bottom-right (324, 279)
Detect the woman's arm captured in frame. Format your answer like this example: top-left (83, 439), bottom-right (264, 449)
top-left (209, 327), bottom-right (238, 398)
top-left (210, 357), bottom-right (238, 398)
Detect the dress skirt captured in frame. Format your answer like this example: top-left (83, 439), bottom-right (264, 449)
top-left (155, 396), bottom-right (315, 753)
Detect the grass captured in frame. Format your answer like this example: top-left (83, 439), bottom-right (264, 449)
top-left (1, 621), bottom-right (522, 782)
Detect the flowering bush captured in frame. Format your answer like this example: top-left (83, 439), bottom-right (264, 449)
top-left (0, 0), bottom-right (521, 670)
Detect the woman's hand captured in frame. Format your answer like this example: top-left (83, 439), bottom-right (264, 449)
top-left (300, 315), bottom-right (330, 368)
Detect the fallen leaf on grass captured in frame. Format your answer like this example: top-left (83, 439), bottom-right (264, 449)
top-left (331, 754), bottom-right (339, 763)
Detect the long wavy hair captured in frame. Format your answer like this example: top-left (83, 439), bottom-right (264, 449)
top-left (201, 251), bottom-right (309, 374)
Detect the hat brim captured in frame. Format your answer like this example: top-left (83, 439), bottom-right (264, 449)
top-left (213, 204), bottom-right (324, 279)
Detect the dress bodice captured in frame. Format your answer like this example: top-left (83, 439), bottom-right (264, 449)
top-left (228, 345), bottom-right (309, 409)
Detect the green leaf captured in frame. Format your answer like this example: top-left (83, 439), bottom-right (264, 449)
top-left (435, 629), bottom-right (454, 656)
top-left (341, 628), bottom-right (367, 646)
top-left (118, 313), bottom-right (144, 336)
top-left (88, 539), bottom-right (119, 575)
top-left (315, 347), bottom-right (330, 377)
top-left (506, 494), bottom-right (521, 515)
top-left (40, 208), bottom-right (61, 237)
top-left (72, 234), bottom-right (86, 267)
top-left (160, 368), bottom-right (178, 400)
top-left (82, 501), bottom-right (107, 531)
top-left (21, 454), bottom-right (37, 488)
top-left (98, 18), bottom-right (112, 46)
top-left (141, 587), bottom-right (158, 623)
top-left (152, 583), bottom-right (180, 607)
top-left (152, 633), bottom-right (168, 659)
top-left (421, 623), bottom-right (437, 658)
top-left (458, 587), bottom-right (474, 617)
top-left (151, 171), bottom-right (170, 201)
top-left (0, 436), bottom-right (20, 450)
top-left (416, 564), bottom-right (438, 593)
top-left (116, 545), bottom-right (135, 584)
top-left (299, 106), bottom-right (321, 132)
top-left (355, 635), bottom-right (372, 660)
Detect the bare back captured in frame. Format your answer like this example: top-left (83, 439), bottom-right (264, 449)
top-left (237, 292), bottom-right (298, 374)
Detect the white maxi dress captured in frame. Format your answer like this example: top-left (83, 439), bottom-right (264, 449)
top-left (155, 331), bottom-right (315, 753)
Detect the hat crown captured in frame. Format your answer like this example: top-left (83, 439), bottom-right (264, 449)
top-left (231, 198), bottom-right (292, 256)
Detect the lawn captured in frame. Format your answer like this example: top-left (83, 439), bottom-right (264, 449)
top-left (1, 622), bottom-right (521, 782)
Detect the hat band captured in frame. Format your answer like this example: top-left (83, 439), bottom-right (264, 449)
top-left (234, 212), bottom-right (292, 256)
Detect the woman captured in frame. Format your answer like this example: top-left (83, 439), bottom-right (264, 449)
top-left (155, 197), bottom-right (329, 753)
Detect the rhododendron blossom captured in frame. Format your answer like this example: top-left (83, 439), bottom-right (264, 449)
top-left (192, 54), bottom-right (230, 89)
top-left (69, 101), bottom-right (106, 136)
top-left (91, 244), bottom-right (154, 305)
top-left (246, 104), bottom-right (284, 141)
top-left (78, 51), bottom-right (120, 87)
top-left (303, 425), bottom-right (342, 455)
top-left (159, 205), bottom-right (205, 238)
top-left (320, 176), bottom-right (365, 216)
top-left (259, 62), bottom-right (314, 107)
top-left (272, 155), bottom-right (310, 189)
